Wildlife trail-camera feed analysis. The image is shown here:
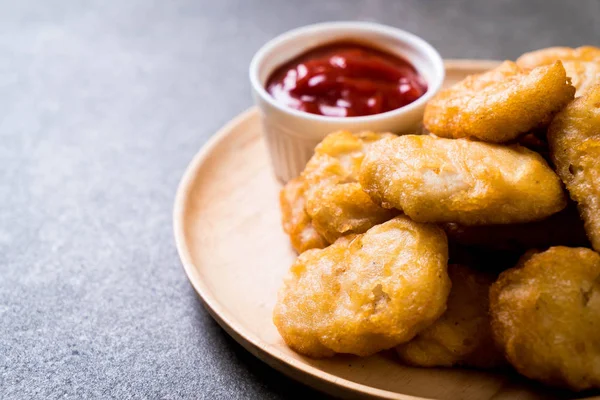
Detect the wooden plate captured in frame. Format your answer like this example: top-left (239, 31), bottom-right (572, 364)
top-left (173, 60), bottom-right (584, 400)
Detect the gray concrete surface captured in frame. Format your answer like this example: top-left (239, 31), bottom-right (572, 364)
top-left (1, 0), bottom-right (598, 399)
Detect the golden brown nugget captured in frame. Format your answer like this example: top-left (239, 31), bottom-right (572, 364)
top-left (397, 264), bottom-right (505, 369)
top-left (273, 216), bottom-right (450, 358)
top-left (279, 131), bottom-right (395, 252)
top-left (548, 85), bottom-right (600, 252)
top-left (305, 182), bottom-right (396, 244)
top-left (562, 61), bottom-right (600, 96)
top-left (490, 247), bottom-right (600, 390)
top-left (516, 46), bottom-right (600, 69)
top-left (423, 61), bottom-right (575, 143)
top-left (301, 131), bottom-right (397, 242)
top-left (302, 130), bottom-right (396, 187)
top-left (279, 177), bottom-right (328, 253)
top-left (517, 47), bottom-right (600, 96)
top-left (360, 135), bottom-right (567, 225)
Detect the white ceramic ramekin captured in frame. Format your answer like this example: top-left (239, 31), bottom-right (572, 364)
top-left (249, 21), bottom-right (445, 183)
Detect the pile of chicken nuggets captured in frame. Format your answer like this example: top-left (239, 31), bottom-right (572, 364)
top-left (273, 46), bottom-right (600, 391)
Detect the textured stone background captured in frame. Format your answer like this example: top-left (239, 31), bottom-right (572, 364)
top-left (1, 1), bottom-right (598, 399)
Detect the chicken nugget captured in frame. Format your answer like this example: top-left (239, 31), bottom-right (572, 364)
top-left (273, 216), bottom-right (450, 358)
top-left (517, 47), bottom-right (600, 96)
top-left (397, 264), bottom-right (505, 369)
top-left (279, 177), bottom-right (328, 253)
top-left (516, 46), bottom-right (600, 69)
top-left (562, 61), bottom-right (600, 97)
top-left (442, 204), bottom-right (589, 253)
top-left (548, 85), bottom-right (600, 252)
top-left (423, 61), bottom-right (575, 143)
top-left (305, 182), bottom-right (396, 244)
top-left (301, 130), bottom-right (397, 242)
top-left (490, 247), bottom-right (600, 390)
top-left (302, 130), bottom-right (396, 186)
top-left (360, 135), bottom-right (567, 225)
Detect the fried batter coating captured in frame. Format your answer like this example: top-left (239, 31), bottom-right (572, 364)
top-left (279, 131), bottom-right (396, 251)
top-left (301, 131), bottom-right (397, 242)
top-left (490, 247), bottom-right (600, 390)
top-left (516, 47), bottom-right (600, 96)
top-left (562, 61), bottom-right (600, 97)
top-left (548, 85), bottom-right (600, 252)
top-left (279, 177), bottom-right (328, 253)
top-left (302, 130), bottom-right (396, 187)
top-left (423, 61), bottom-right (575, 143)
top-left (360, 135), bottom-right (567, 225)
top-left (305, 182), bottom-right (396, 244)
top-left (516, 46), bottom-right (600, 69)
top-left (397, 264), bottom-right (505, 369)
top-left (443, 204), bottom-right (589, 253)
top-left (273, 216), bottom-right (450, 358)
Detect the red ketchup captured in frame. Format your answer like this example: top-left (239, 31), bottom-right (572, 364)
top-left (266, 41), bottom-right (427, 117)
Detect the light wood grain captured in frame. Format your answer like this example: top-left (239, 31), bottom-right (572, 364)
top-left (173, 60), bottom-right (595, 400)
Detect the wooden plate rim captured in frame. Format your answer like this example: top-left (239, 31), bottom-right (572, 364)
top-left (173, 60), bottom-right (503, 400)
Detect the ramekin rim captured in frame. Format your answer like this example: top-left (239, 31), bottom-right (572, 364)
top-left (249, 21), bottom-right (445, 124)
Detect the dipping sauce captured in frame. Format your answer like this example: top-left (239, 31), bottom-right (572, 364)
top-left (266, 41), bottom-right (427, 117)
